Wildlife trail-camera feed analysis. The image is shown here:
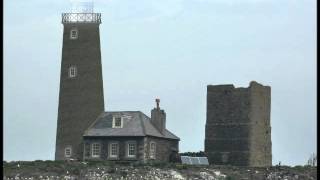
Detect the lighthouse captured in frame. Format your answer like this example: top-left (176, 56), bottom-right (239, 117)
top-left (55, 1), bottom-right (105, 160)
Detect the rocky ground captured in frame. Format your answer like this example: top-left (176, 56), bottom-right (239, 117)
top-left (3, 161), bottom-right (317, 180)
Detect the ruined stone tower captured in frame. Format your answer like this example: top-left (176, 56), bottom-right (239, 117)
top-left (205, 81), bottom-right (272, 166)
top-left (55, 4), bottom-right (104, 160)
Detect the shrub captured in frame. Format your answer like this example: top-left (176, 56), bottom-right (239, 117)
top-left (226, 176), bottom-right (235, 180)
top-left (179, 151), bottom-right (207, 157)
top-left (149, 161), bottom-right (171, 168)
top-left (175, 164), bottom-right (188, 170)
top-left (293, 165), bottom-right (307, 172)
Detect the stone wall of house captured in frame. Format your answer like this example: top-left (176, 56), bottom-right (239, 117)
top-left (144, 137), bottom-right (179, 162)
top-left (205, 81), bottom-right (272, 166)
top-left (83, 137), bottom-right (144, 161)
top-left (82, 136), bottom-right (178, 162)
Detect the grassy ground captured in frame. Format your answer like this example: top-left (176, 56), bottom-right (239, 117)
top-left (3, 160), bottom-right (318, 180)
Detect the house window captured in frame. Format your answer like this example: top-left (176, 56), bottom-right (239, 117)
top-left (109, 143), bottom-right (119, 158)
top-left (91, 143), bottom-right (101, 158)
top-left (70, 28), bottom-right (78, 39)
top-left (65, 146), bottom-right (72, 158)
top-left (150, 142), bottom-right (156, 159)
top-left (112, 117), bottom-right (123, 128)
top-left (127, 142), bottom-right (136, 158)
top-left (68, 66), bottom-right (77, 78)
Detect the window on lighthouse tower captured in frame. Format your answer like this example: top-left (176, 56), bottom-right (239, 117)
top-left (70, 28), bottom-right (78, 39)
top-left (68, 66), bottom-right (77, 78)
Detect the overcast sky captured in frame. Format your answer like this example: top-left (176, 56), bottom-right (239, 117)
top-left (4, 0), bottom-right (316, 166)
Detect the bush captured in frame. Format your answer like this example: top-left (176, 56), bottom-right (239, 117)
top-left (131, 161), bottom-right (145, 167)
top-left (226, 176), bottom-right (235, 180)
top-left (293, 165), bottom-right (306, 172)
top-left (150, 161), bottom-right (171, 168)
top-left (107, 167), bottom-right (116, 174)
top-left (179, 151), bottom-right (207, 157)
top-left (175, 164), bottom-right (188, 170)
top-left (137, 160), bottom-right (172, 168)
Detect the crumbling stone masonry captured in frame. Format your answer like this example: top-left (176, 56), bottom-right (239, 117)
top-left (205, 81), bottom-right (272, 167)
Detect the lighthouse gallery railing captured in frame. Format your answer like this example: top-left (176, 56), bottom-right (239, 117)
top-left (62, 13), bottom-right (101, 24)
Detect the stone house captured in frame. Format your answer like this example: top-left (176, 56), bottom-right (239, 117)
top-left (82, 102), bottom-right (180, 162)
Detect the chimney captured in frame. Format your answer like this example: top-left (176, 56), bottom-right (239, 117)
top-left (151, 99), bottom-right (166, 134)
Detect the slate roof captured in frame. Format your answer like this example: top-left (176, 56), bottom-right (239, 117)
top-left (83, 111), bottom-right (180, 140)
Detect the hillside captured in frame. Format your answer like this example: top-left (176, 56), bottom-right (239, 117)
top-left (3, 161), bottom-right (317, 180)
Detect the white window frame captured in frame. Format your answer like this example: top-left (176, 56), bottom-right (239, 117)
top-left (68, 66), bottom-right (77, 78)
top-left (127, 142), bottom-right (136, 158)
top-left (112, 116), bottom-right (123, 128)
top-left (91, 143), bottom-right (101, 158)
top-left (109, 142), bottom-right (119, 158)
top-left (149, 142), bottom-right (156, 159)
top-left (65, 146), bottom-right (72, 158)
top-left (70, 28), bottom-right (78, 39)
